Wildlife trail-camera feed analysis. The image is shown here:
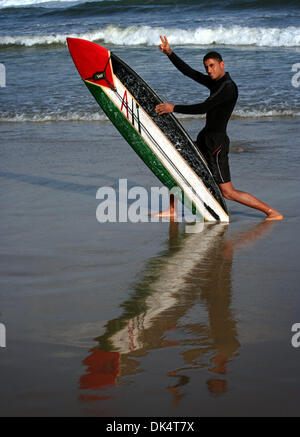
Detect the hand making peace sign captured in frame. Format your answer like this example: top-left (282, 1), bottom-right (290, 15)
top-left (158, 35), bottom-right (172, 56)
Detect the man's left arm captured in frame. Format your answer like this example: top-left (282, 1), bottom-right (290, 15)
top-left (156, 81), bottom-right (234, 115)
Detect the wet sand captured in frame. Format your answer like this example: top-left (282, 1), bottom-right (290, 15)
top-left (0, 117), bottom-right (300, 416)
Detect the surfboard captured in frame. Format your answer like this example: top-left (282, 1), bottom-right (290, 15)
top-left (67, 38), bottom-right (229, 222)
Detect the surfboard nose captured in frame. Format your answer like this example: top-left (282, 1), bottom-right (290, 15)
top-left (66, 37), bottom-right (114, 89)
top-left (66, 37), bottom-right (82, 57)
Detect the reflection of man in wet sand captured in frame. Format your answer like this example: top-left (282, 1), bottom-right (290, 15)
top-left (155, 36), bottom-right (283, 222)
top-left (204, 221), bottom-right (277, 394)
top-left (79, 221), bottom-right (277, 402)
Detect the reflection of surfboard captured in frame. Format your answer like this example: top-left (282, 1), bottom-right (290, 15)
top-left (96, 223), bottom-right (228, 354)
top-left (67, 38), bottom-right (229, 222)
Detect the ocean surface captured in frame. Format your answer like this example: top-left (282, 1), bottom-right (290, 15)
top-left (0, 0), bottom-right (300, 121)
top-left (1, 0), bottom-right (300, 418)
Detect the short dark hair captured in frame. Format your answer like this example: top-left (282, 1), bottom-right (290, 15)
top-left (203, 51), bottom-right (223, 63)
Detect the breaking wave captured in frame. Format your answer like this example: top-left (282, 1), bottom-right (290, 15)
top-left (1, 24), bottom-right (300, 48)
top-left (0, 111), bottom-right (109, 123)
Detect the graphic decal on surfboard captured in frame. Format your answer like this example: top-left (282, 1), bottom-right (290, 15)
top-left (67, 38), bottom-right (229, 222)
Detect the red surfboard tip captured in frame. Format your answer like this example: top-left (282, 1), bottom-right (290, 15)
top-left (66, 37), bottom-right (78, 51)
top-left (67, 38), bottom-right (114, 88)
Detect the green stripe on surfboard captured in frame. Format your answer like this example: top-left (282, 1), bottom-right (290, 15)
top-left (85, 80), bottom-right (200, 217)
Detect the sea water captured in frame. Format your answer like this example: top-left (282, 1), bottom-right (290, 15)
top-left (0, 0), bottom-right (300, 418)
top-left (0, 0), bottom-right (299, 121)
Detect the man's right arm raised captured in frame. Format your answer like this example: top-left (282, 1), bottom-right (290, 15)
top-left (159, 35), bottom-right (211, 88)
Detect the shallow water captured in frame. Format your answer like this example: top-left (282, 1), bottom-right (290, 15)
top-left (0, 118), bottom-right (300, 416)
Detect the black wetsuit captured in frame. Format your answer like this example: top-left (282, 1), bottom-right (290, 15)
top-left (168, 52), bottom-right (238, 184)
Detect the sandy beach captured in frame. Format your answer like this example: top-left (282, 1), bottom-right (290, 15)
top-left (0, 116), bottom-right (300, 416)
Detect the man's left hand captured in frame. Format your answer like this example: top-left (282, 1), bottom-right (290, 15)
top-left (155, 103), bottom-right (175, 115)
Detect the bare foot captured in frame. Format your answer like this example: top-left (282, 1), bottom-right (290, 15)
top-left (265, 209), bottom-right (283, 221)
top-left (152, 194), bottom-right (177, 220)
top-left (152, 208), bottom-right (177, 220)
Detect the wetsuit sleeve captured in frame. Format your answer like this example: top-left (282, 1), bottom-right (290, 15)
top-left (174, 81), bottom-right (234, 115)
top-left (168, 52), bottom-right (212, 88)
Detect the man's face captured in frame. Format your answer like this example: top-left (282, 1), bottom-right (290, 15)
top-left (204, 58), bottom-right (225, 80)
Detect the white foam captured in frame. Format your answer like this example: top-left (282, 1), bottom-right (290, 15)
top-left (0, 109), bottom-right (299, 123)
top-left (1, 24), bottom-right (299, 47)
top-left (176, 109), bottom-right (300, 120)
top-left (0, 111), bottom-right (109, 122)
top-left (176, 109), bottom-right (300, 119)
top-left (233, 109), bottom-right (300, 118)
top-left (0, 0), bottom-right (87, 8)
top-left (102, 24), bottom-right (300, 47)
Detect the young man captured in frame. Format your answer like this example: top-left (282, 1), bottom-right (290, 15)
top-left (155, 36), bottom-right (283, 221)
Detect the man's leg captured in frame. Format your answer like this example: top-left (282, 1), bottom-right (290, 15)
top-left (219, 181), bottom-right (283, 221)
